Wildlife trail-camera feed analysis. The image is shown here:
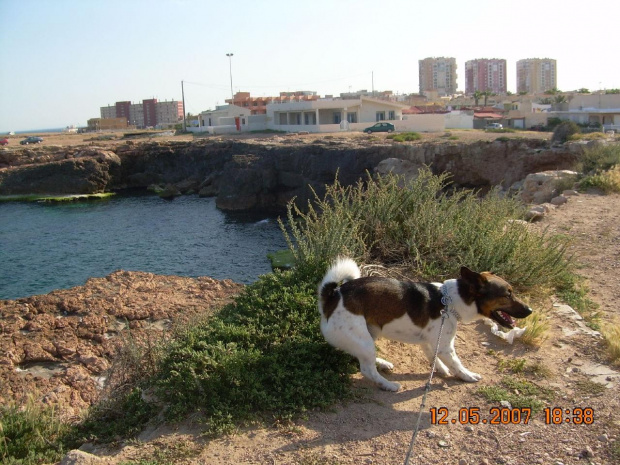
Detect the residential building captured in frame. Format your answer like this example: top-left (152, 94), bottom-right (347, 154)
top-left (198, 105), bottom-right (252, 128)
top-left (516, 58), bottom-right (557, 94)
top-left (549, 92), bottom-right (620, 130)
top-left (419, 57), bottom-right (457, 97)
top-left (465, 59), bottom-right (507, 94)
top-left (99, 99), bottom-right (183, 128)
top-left (87, 117), bottom-right (128, 131)
top-left (224, 91), bottom-right (318, 115)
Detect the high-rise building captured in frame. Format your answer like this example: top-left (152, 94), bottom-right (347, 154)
top-left (516, 58), bottom-right (557, 94)
top-left (100, 99), bottom-right (183, 128)
top-left (419, 57), bottom-right (457, 96)
top-left (465, 58), bottom-right (507, 94)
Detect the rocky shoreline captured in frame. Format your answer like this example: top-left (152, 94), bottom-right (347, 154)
top-left (0, 135), bottom-right (583, 211)
top-left (0, 271), bottom-right (242, 417)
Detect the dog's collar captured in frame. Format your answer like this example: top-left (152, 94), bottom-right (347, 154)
top-left (440, 281), bottom-right (462, 322)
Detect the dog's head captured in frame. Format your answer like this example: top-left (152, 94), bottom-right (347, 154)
top-left (460, 266), bottom-right (532, 328)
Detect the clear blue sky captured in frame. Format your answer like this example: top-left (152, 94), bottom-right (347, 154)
top-left (1, 0), bottom-right (619, 132)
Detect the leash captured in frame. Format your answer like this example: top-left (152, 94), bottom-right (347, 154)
top-left (403, 286), bottom-right (452, 465)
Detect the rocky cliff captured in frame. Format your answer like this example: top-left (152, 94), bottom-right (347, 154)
top-left (0, 136), bottom-right (582, 210)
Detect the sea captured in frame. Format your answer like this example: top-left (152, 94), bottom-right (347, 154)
top-left (0, 193), bottom-right (288, 301)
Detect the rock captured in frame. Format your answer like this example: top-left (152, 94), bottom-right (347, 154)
top-left (551, 195), bottom-right (568, 206)
top-left (60, 450), bottom-right (109, 465)
top-left (563, 189), bottom-right (579, 196)
top-left (519, 170), bottom-right (578, 204)
top-left (597, 434), bottom-right (609, 442)
top-left (500, 400), bottom-right (512, 408)
top-left (459, 459), bottom-right (468, 465)
top-left (579, 446), bottom-right (594, 458)
top-left (464, 425), bottom-right (474, 432)
top-left (158, 183), bottom-right (181, 200)
top-left (374, 158), bottom-right (425, 185)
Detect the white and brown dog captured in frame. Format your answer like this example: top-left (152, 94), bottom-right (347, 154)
top-left (318, 258), bottom-right (532, 391)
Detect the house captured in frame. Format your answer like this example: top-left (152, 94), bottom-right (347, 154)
top-left (191, 96), bottom-right (446, 134)
top-left (548, 93), bottom-right (620, 131)
top-left (502, 100), bottom-right (551, 129)
top-left (196, 105), bottom-right (253, 134)
top-left (267, 96), bottom-right (445, 133)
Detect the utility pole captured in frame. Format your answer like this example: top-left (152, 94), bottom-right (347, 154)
top-left (181, 80), bottom-right (187, 132)
top-left (372, 71), bottom-right (374, 96)
top-left (226, 53), bottom-right (234, 104)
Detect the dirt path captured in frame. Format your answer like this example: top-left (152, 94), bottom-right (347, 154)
top-left (81, 192), bottom-right (620, 465)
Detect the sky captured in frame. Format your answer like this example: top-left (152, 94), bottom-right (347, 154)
top-left (1, 0), bottom-right (619, 132)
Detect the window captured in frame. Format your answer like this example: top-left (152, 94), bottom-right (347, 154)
top-left (376, 111), bottom-right (385, 122)
top-left (333, 113), bottom-right (341, 124)
top-left (388, 111), bottom-right (395, 120)
top-left (347, 112), bottom-right (357, 123)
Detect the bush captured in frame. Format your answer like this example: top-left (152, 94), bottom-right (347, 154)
top-left (282, 169), bottom-right (572, 290)
top-left (0, 397), bottom-right (74, 465)
top-left (387, 132), bottom-right (421, 142)
top-left (552, 121), bottom-right (580, 143)
top-left (154, 270), bottom-right (356, 432)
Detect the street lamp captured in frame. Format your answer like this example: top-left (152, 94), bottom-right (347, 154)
top-left (226, 53), bottom-right (234, 104)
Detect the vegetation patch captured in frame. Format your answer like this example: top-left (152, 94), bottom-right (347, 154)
top-left (386, 132), bottom-right (421, 142)
top-left (476, 376), bottom-right (555, 413)
top-left (485, 128), bottom-right (516, 133)
top-left (0, 193), bottom-right (115, 203)
top-left (0, 396), bottom-right (74, 465)
top-left (153, 270), bottom-right (357, 434)
top-left (601, 323), bottom-right (620, 365)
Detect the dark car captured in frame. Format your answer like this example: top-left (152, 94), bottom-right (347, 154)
top-left (20, 136), bottom-right (43, 145)
top-left (364, 122), bottom-right (395, 134)
top-left (0, 137), bottom-right (8, 146)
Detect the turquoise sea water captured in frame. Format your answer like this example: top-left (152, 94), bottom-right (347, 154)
top-left (0, 194), bottom-right (288, 300)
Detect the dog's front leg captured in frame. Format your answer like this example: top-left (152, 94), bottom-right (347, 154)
top-left (422, 343), bottom-right (451, 377)
top-left (437, 338), bottom-right (481, 382)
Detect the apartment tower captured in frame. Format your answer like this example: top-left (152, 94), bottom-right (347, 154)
top-left (516, 58), bottom-right (557, 94)
top-left (465, 58), bottom-right (507, 94)
top-left (419, 57), bottom-right (457, 96)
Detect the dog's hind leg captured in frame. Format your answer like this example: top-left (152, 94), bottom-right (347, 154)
top-left (322, 313), bottom-right (400, 391)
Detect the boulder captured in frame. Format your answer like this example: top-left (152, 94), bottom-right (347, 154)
top-left (519, 170), bottom-right (578, 204)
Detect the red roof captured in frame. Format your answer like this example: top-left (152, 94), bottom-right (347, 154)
top-left (473, 112), bottom-right (503, 119)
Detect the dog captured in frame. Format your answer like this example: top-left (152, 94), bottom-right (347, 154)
top-left (318, 258), bottom-right (532, 391)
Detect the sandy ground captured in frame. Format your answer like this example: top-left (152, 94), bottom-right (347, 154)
top-left (1, 128), bottom-right (552, 150)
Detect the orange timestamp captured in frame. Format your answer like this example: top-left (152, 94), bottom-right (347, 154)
top-left (430, 407), bottom-right (595, 425)
top-left (430, 407), bottom-right (532, 425)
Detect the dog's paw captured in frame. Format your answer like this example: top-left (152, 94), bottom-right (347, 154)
top-left (459, 371), bottom-right (482, 383)
top-left (434, 361), bottom-right (451, 377)
top-left (380, 380), bottom-right (401, 392)
top-left (376, 358), bottom-right (394, 372)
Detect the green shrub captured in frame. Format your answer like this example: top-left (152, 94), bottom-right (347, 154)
top-left (485, 128), bottom-right (516, 133)
top-left (0, 397), bottom-right (73, 465)
top-left (579, 144), bottom-right (620, 174)
top-left (552, 121), bottom-right (580, 143)
top-left (387, 132), bottom-right (421, 142)
top-left (154, 270), bottom-right (356, 433)
top-left (282, 170), bottom-right (572, 290)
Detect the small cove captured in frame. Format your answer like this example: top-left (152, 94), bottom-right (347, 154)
top-left (0, 193), bottom-right (288, 300)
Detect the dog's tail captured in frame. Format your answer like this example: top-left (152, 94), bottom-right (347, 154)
top-left (318, 257), bottom-right (361, 313)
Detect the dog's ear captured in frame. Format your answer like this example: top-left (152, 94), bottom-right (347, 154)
top-left (460, 266), bottom-right (486, 287)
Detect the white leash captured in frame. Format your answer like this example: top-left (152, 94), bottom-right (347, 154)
top-left (403, 286), bottom-right (453, 465)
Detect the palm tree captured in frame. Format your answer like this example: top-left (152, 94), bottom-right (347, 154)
top-left (473, 90), bottom-right (483, 106)
top-left (482, 91), bottom-right (492, 107)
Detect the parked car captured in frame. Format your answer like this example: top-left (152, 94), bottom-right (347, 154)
top-left (0, 137), bottom-right (9, 146)
top-left (364, 122), bottom-right (395, 134)
top-left (20, 136), bottom-right (43, 145)
top-left (485, 122), bottom-right (503, 130)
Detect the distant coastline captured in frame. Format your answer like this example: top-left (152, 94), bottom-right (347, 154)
top-left (10, 128), bottom-right (67, 135)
